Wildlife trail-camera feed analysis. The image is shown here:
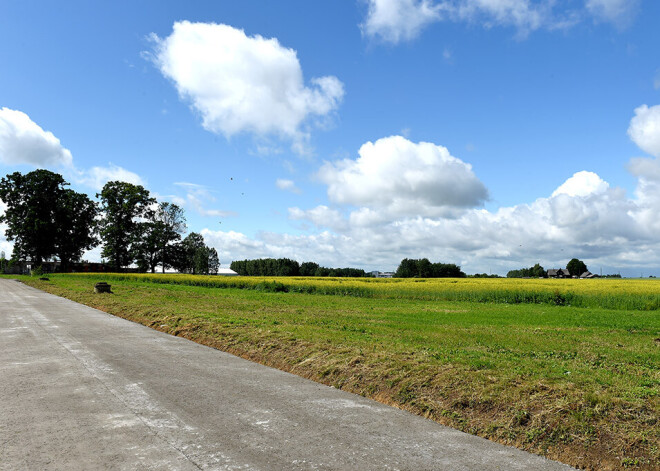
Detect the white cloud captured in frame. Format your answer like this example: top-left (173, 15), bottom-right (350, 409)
top-left (0, 108), bottom-right (145, 192)
top-left (289, 205), bottom-right (348, 232)
top-left (455, 0), bottom-right (546, 35)
top-left (150, 21), bottom-right (344, 153)
top-left (173, 182), bottom-right (236, 218)
top-left (585, 0), bottom-right (639, 26)
top-left (628, 104), bottom-right (660, 158)
top-left (75, 164), bottom-right (145, 191)
top-left (197, 113), bottom-right (660, 275)
top-left (317, 136), bottom-right (488, 218)
top-left (276, 178), bottom-right (301, 194)
top-left (551, 171), bottom-right (609, 197)
top-left (0, 108), bottom-right (73, 167)
top-left (361, 0), bottom-right (445, 43)
top-left (361, 0), bottom-right (632, 43)
top-left (199, 167), bottom-right (654, 274)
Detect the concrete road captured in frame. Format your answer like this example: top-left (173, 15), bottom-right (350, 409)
top-left (0, 279), bottom-right (574, 470)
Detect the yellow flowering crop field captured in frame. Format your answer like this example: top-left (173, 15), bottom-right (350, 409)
top-left (65, 272), bottom-right (660, 310)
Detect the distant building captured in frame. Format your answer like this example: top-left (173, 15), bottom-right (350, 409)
top-left (547, 268), bottom-right (571, 278)
top-left (217, 268), bottom-right (239, 276)
top-left (580, 271), bottom-right (598, 279)
top-left (370, 271), bottom-right (394, 278)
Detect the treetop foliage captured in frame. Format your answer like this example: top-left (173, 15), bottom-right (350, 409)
top-left (395, 258), bottom-right (466, 278)
top-left (507, 263), bottom-right (547, 278)
top-left (567, 258), bottom-right (588, 277)
top-left (0, 170), bottom-right (97, 268)
top-left (230, 258), bottom-right (368, 277)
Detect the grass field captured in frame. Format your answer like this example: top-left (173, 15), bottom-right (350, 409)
top-left (11, 273), bottom-right (660, 470)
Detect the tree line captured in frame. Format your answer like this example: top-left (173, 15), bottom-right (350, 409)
top-left (507, 259), bottom-right (589, 278)
top-left (229, 258), bottom-right (368, 277)
top-left (395, 258), bottom-right (466, 278)
top-left (0, 170), bottom-right (218, 274)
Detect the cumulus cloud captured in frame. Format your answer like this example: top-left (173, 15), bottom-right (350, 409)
top-left (317, 136), bottom-right (488, 218)
top-left (75, 164), bottom-right (145, 191)
top-left (0, 108), bottom-right (145, 192)
top-left (361, 0), bottom-right (445, 43)
top-left (0, 108), bottom-right (73, 167)
top-left (197, 107), bottom-right (660, 274)
top-left (276, 179), bottom-right (301, 194)
top-left (199, 166), bottom-right (658, 274)
top-left (551, 171), bottom-right (609, 197)
top-left (361, 0), bottom-right (634, 43)
top-left (150, 21), bottom-right (344, 153)
top-left (628, 104), bottom-right (660, 158)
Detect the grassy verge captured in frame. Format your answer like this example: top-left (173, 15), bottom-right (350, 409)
top-left (13, 274), bottom-right (660, 470)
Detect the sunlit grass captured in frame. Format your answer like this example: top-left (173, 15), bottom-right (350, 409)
top-left (13, 273), bottom-right (660, 470)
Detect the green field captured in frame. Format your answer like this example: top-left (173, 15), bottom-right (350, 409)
top-left (12, 273), bottom-right (660, 470)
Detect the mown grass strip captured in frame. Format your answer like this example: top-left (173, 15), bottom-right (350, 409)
top-left (13, 273), bottom-right (660, 470)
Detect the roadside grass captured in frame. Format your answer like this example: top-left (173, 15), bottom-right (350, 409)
top-left (12, 274), bottom-right (660, 470)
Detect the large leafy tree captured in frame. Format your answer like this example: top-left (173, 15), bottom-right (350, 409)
top-left (135, 202), bottom-right (186, 273)
top-left (98, 181), bottom-right (154, 272)
top-left (566, 258), bottom-right (588, 277)
top-left (0, 170), bottom-right (98, 268)
top-left (0, 170), bottom-right (65, 264)
top-left (55, 189), bottom-right (98, 271)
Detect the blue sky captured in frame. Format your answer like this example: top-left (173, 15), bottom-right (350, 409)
top-left (1, 0), bottom-right (660, 276)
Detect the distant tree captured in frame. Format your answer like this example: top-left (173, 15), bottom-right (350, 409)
top-left (208, 248), bottom-right (220, 275)
top-left (178, 232), bottom-right (206, 274)
top-left (314, 266), bottom-right (331, 277)
top-left (98, 181), bottom-right (154, 272)
top-left (395, 258), bottom-right (418, 278)
top-left (432, 262), bottom-right (466, 278)
top-left (396, 258), bottom-right (465, 278)
top-left (300, 262), bottom-right (320, 276)
top-left (0, 251), bottom-right (7, 273)
top-left (507, 263), bottom-right (546, 278)
top-left (0, 170), bottom-right (98, 268)
top-left (171, 232), bottom-right (218, 275)
top-left (417, 258), bottom-right (434, 278)
top-left (566, 258), bottom-right (588, 277)
top-left (530, 263), bottom-right (546, 278)
top-left (135, 202), bottom-right (186, 273)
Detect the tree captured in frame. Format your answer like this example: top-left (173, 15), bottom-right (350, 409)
top-left (158, 202), bottom-right (186, 273)
top-left (0, 170), bottom-right (98, 268)
top-left (172, 232), bottom-right (216, 274)
top-left (98, 181), bottom-right (154, 272)
top-left (134, 202), bottom-right (186, 273)
top-left (566, 258), bottom-right (588, 277)
top-left (208, 248), bottom-right (220, 275)
top-left (395, 258), bottom-right (465, 278)
top-left (300, 261), bottom-right (320, 276)
top-left (395, 258), bottom-right (418, 278)
top-left (55, 190), bottom-right (98, 272)
top-left (0, 170), bottom-right (65, 264)
top-left (530, 263), bottom-right (546, 278)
